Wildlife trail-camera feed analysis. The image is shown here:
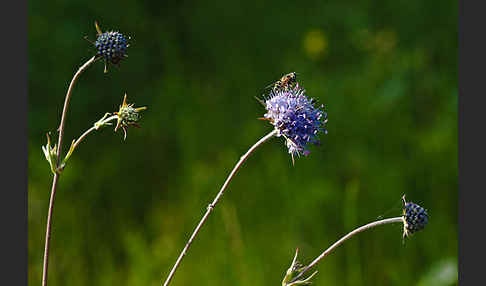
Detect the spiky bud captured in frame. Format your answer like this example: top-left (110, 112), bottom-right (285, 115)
top-left (282, 249), bottom-right (318, 286)
top-left (114, 94), bottom-right (147, 140)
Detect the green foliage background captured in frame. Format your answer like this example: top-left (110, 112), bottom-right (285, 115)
top-left (28, 0), bottom-right (457, 285)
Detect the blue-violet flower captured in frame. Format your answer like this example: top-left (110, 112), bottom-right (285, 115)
top-left (263, 84), bottom-right (327, 163)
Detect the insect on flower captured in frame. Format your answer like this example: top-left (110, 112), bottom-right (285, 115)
top-left (265, 72), bottom-right (298, 92)
top-left (261, 84), bottom-right (328, 165)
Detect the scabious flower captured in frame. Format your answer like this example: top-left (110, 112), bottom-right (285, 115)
top-left (92, 21), bottom-right (129, 73)
top-left (263, 84), bottom-right (327, 163)
top-left (114, 94), bottom-right (147, 140)
top-left (402, 195), bottom-right (428, 238)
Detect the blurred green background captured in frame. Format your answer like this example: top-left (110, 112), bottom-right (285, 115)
top-left (28, 0), bottom-right (457, 285)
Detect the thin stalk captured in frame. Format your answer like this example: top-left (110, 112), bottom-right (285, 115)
top-left (72, 126), bottom-right (100, 151)
top-left (55, 56), bottom-right (97, 163)
top-left (42, 55), bottom-right (97, 286)
top-left (42, 174), bottom-right (59, 286)
top-left (289, 216), bottom-right (404, 284)
top-left (63, 114), bottom-right (118, 163)
top-left (162, 129), bottom-right (278, 286)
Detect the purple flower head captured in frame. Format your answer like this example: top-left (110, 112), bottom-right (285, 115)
top-left (263, 84), bottom-right (327, 162)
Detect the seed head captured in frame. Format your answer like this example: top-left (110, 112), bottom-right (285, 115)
top-left (114, 94), bottom-right (147, 140)
top-left (263, 84), bottom-right (327, 163)
top-left (402, 195), bottom-right (428, 238)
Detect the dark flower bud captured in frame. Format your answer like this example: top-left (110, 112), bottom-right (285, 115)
top-left (95, 31), bottom-right (129, 65)
top-left (90, 21), bottom-right (130, 73)
top-left (402, 196), bottom-right (428, 238)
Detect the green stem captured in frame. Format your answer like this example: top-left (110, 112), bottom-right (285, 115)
top-left (63, 114), bottom-right (118, 164)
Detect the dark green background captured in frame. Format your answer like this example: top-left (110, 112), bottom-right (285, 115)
top-left (28, 0), bottom-right (457, 285)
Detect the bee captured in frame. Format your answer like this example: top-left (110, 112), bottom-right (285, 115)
top-left (265, 72), bottom-right (298, 92)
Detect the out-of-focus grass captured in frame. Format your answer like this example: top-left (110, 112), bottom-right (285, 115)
top-left (28, 0), bottom-right (457, 285)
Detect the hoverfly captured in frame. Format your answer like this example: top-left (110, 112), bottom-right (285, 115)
top-left (256, 72), bottom-right (299, 119)
top-left (265, 72), bottom-right (298, 92)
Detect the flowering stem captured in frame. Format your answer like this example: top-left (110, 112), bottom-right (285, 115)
top-left (288, 216), bottom-right (404, 284)
top-left (42, 55), bottom-right (97, 286)
top-left (162, 129), bottom-right (278, 286)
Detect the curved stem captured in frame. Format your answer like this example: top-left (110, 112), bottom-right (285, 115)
top-left (289, 216), bottom-right (404, 284)
top-left (64, 115), bottom-right (118, 163)
top-left (55, 55), bottom-right (97, 163)
top-left (162, 129), bottom-right (278, 286)
top-left (42, 56), bottom-right (97, 286)
top-left (72, 126), bottom-right (98, 150)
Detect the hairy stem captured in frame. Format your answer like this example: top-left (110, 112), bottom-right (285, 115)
top-left (42, 56), bottom-right (97, 286)
top-left (289, 217), bottom-right (404, 284)
top-left (162, 129), bottom-right (278, 286)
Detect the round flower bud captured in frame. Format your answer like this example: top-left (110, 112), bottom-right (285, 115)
top-left (95, 31), bottom-right (128, 65)
top-left (402, 201), bottom-right (428, 237)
